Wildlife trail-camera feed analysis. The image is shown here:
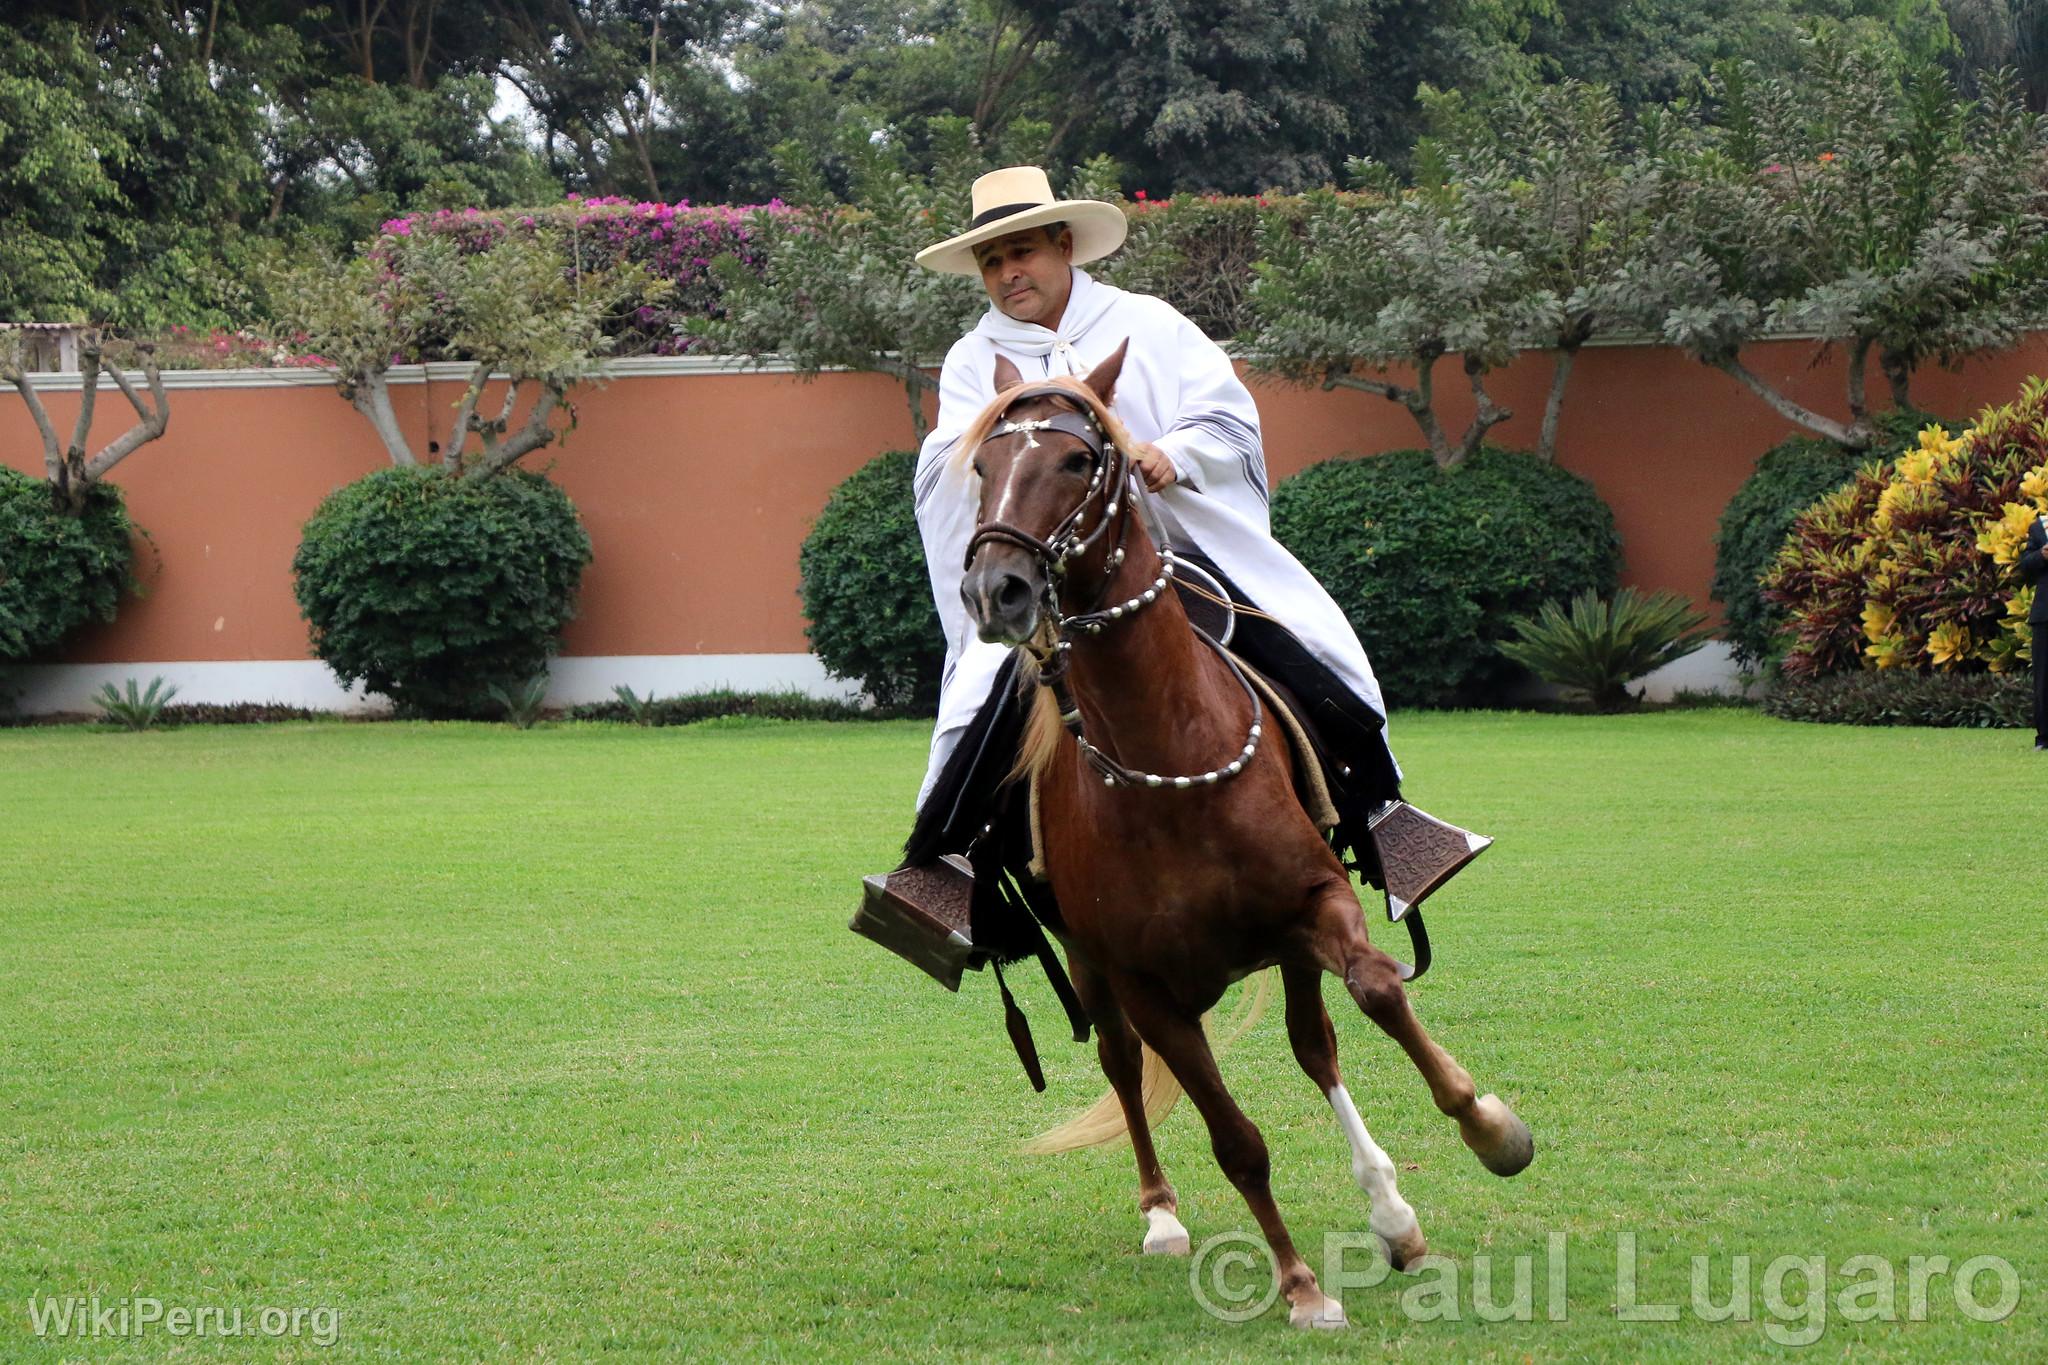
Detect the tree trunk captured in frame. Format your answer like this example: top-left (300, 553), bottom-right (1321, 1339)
top-left (73, 348), bottom-right (171, 512)
top-left (1455, 354), bottom-right (1513, 466)
top-left (875, 358), bottom-right (935, 446)
top-left (1710, 353), bottom-right (1875, 449)
top-left (0, 360), bottom-right (65, 487)
top-left (1879, 345), bottom-right (1914, 409)
top-left (445, 360), bottom-right (493, 467)
top-left (466, 381), bottom-right (568, 478)
top-left (905, 377), bottom-right (930, 447)
top-left (1324, 350), bottom-right (1454, 466)
top-left (347, 371), bottom-right (418, 466)
top-left (1845, 334), bottom-right (1872, 423)
top-left (1538, 344), bottom-right (1577, 464)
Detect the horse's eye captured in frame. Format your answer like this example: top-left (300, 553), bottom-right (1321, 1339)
top-left (971, 460), bottom-right (985, 480)
top-left (1063, 450), bottom-right (1094, 476)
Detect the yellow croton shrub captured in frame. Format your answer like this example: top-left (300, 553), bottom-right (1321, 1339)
top-left (1762, 375), bottom-right (2048, 678)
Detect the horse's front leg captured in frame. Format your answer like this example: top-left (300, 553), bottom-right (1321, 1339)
top-left (1280, 963), bottom-right (1427, 1271)
top-left (1111, 968), bottom-right (1347, 1329)
top-left (1307, 889), bottom-right (1535, 1178)
top-left (1068, 957), bottom-right (1188, 1255)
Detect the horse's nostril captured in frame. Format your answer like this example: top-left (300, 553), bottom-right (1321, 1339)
top-left (995, 574), bottom-right (1033, 616)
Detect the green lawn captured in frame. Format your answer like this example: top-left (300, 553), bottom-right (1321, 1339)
top-left (1, 711), bottom-right (2042, 1361)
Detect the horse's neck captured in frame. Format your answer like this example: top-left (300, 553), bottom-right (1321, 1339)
top-left (1059, 527), bottom-right (1238, 770)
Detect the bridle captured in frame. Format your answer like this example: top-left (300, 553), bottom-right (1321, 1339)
top-left (963, 384), bottom-right (1265, 790)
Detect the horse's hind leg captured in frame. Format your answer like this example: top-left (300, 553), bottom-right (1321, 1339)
top-left (1112, 969), bottom-right (1346, 1329)
top-left (1281, 964), bottom-right (1427, 1270)
top-left (1070, 958), bottom-right (1188, 1255)
top-left (1310, 890), bottom-right (1534, 1177)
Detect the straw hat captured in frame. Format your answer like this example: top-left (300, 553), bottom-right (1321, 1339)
top-left (914, 166), bottom-right (1128, 276)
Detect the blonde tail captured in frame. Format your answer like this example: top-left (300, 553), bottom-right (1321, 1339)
top-left (1021, 967), bottom-right (1277, 1155)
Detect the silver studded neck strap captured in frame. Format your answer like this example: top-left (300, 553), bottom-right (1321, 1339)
top-left (1068, 624), bottom-right (1266, 791)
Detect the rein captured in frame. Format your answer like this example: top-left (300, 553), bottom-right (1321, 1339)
top-left (965, 385), bottom-right (1265, 791)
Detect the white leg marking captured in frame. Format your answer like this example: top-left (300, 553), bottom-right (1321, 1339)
top-left (1289, 1292), bottom-right (1350, 1329)
top-left (1328, 1085), bottom-right (1421, 1252)
top-left (1142, 1204), bottom-right (1190, 1255)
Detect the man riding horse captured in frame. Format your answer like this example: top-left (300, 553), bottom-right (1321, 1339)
top-left (905, 165), bottom-right (1402, 882)
top-left (869, 168), bottom-right (1532, 1330)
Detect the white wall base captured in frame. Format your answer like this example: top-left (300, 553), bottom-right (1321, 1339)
top-left (1633, 640), bottom-right (1753, 702)
top-left (6, 645), bottom-right (1744, 716)
top-left (1500, 639), bottom-right (1752, 706)
top-left (544, 654), bottom-right (865, 705)
top-left (4, 654), bottom-right (864, 716)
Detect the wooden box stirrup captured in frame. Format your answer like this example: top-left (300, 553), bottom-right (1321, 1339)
top-left (850, 854), bottom-right (986, 990)
top-left (1366, 801), bottom-right (1493, 922)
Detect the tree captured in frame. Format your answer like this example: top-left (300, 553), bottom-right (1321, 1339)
top-left (266, 73), bottom-right (557, 244)
top-left (1008, 0), bottom-right (1383, 193)
top-left (1414, 78), bottom-right (1674, 461)
top-left (0, 25), bottom-right (124, 322)
top-left (1247, 169), bottom-right (1550, 469)
top-left (258, 228), bottom-right (659, 476)
top-left (1611, 34), bottom-right (2048, 449)
top-left (472, 0), bottom-right (756, 201)
top-left (0, 331), bottom-right (172, 515)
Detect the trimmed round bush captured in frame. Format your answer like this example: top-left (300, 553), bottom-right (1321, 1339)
top-left (1271, 446), bottom-right (1622, 707)
top-left (293, 466), bottom-right (592, 718)
top-left (799, 449), bottom-right (940, 711)
top-left (0, 467), bottom-right (135, 665)
top-left (1711, 407), bottom-right (1955, 669)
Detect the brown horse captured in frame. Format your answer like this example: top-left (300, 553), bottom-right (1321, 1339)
top-left (956, 342), bottom-right (1534, 1328)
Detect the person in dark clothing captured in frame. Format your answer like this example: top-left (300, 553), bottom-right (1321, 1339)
top-left (2022, 513), bottom-right (2048, 750)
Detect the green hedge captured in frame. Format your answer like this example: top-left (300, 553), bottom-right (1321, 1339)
top-left (1761, 668), bottom-right (2030, 727)
top-left (1710, 408), bottom-right (1957, 670)
top-left (799, 450), bottom-right (941, 711)
top-left (566, 688), bottom-right (907, 725)
top-left (1271, 446), bottom-right (1622, 708)
top-left (0, 467), bottom-right (135, 667)
top-left (292, 466), bottom-right (592, 718)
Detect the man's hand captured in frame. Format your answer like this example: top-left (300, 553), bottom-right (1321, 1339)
top-left (1130, 440), bottom-right (1178, 492)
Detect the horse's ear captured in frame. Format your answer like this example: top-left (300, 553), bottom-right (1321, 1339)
top-left (993, 353), bottom-right (1023, 392)
top-left (1081, 339), bottom-right (1127, 405)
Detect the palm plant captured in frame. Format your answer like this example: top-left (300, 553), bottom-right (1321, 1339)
top-left (489, 674), bottom-right (551, 729)
top-left (92, 676), bottom-right (179, 730)
top-left (612, 684), bottom-right (657, 726)
top-left (1500, 588), bottom-right (1714, 711)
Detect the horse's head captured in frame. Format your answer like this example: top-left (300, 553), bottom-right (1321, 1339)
top-left (961, 341), bottom-right (1129, 645)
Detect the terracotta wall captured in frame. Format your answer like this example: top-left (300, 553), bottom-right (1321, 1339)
top-left (6, 334), bottom-right (2046, 666)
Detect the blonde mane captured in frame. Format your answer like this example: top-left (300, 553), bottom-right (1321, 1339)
top-left (950, 372), bottom-right (1142, 476)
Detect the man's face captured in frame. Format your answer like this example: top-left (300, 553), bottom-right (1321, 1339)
top-left (977, 227), bottom-right (1074, 327)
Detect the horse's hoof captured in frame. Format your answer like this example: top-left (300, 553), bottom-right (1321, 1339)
top-left (1142, 1207), bottom-right (1191, 1255)
top-left (1289, 1293), bottom-right (1348, 1330)
top-left (1375, 1223), bottom-right (1428, 1273)
top-left (1143, 1227), bottom-right (1191, 1255)
top-left (1462, 1093), bottom-right (1535, 1177)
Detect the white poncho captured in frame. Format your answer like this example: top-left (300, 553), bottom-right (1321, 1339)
top-left (912, 266), bottom-right (1393, 808)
